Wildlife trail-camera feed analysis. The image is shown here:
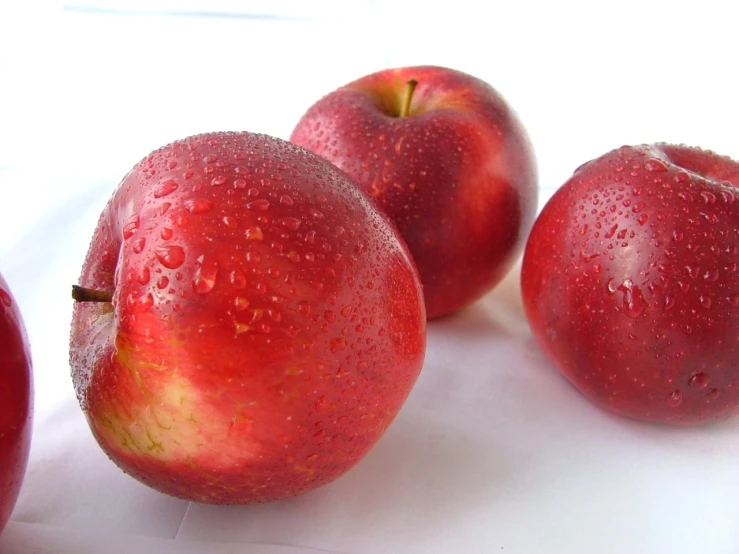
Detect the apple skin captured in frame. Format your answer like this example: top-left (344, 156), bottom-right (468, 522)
top-left (522, 143), bottom-right (739, 425)
top-left (290, 66), bottom-right (537, 319)
top-left (0, 272), bottom-right (33, 534)
top-left (70, 131), bottom-right (426, 504)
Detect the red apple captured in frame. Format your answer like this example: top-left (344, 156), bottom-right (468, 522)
top-left (522, 143), bottom-right (739, 425)
top-left (0, 272), bottom-right (33, 534)
top-left (290, 65), bottom-right (537, 318)
top-left (70, 131), bottom-right (426, 503)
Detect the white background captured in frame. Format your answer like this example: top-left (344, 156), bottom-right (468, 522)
top-left (0, 1), bottom-right (738, 552)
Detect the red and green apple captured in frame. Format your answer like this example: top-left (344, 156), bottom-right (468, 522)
top-left (70, 131), bottom-right (426, 503)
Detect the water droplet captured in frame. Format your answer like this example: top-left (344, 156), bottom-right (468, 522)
top-left (700, 191), bottom-right (716, 204)
top-left (204, 154), bottom-right (218, 164)
top-left (645, 159), bottom-right (668, 172)
top-left (245, 226), bottom-right (264, 241)
top-left (699, 294), bottom-right (712, 309)
top-left (281, 218), bottom-right (301, 231)
top-left (637, 214), bottom-right (648, 226)
top-left (632, 201), bottom-right (646, 213)
top-left (160, 227), bottom-right (174, 240)
top-left (703, 269), bottom-right (719, 282)
top-left (605, 224), bottom-right (618, 239)
top-left (136, 267), bottom-right (151, 285)
top-left (667, 389), bottom-right (683, 407)
top-left (233, 297), bottom-right (249, 311)
top-left (618, 279), bottom-right (647, 318)
top-left (720, 190), bottom-right (735, 204)
top-left (156, 245), bottom-right (186, 269)
top-left (230, 270), bottom-right (247, 289)
top-left (664, 295), bottom-right (675, 311)
top-left (672, 229), bottom-right (684, 243)
top-left (579, 223), bottom-right (589, 235)
top-left (132, 237), bottom-right (146, 254)
top-left (129, 292), bottom-right (154, 313)
top-left (185, 198), bottom-right (213, 214)
top-left (122, 214), bottom-right (140, 239)
top-left (233, 178), bottom-right (247, 189)
top-left (688, 372), bottom-right (710, 388)
top-left (246, 251), bottom-right (261, 264)
top-left (280, 195), bottom-right (294, 206)
top-left (299, 301), bottom-right (311, 315)
top-left (728, 295), bottom-right (739, 307)
top-left (211, 175), bottom-right (227, 186)
top-left (157, 276), bottom-right (169, 289)
top-left (685, 265), bottom-right (700, 279)
top-left (674, 171), bottom-right (691, 183)
top-left (248, 199), bottom-right (270, 211)
top-left (287, 251), bottom-right (300, 263)
top-left (309, 208), bottom-right (324, 219)
top-left (707, 388), bottom-right (720, 400)
top-left (193, 254), bottom-right (219, 294)
top-left (305, 230), bottom-right (316, 244)
top-left (154, 180), bottom-right (179, 198)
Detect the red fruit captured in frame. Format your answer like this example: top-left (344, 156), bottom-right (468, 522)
top-left (291, 66), bottom-right (537, 318)
top-left (522, 143), bottom-right (739, 425)
top-left (0, 272), bottom-right (33, 533)
top-left (70, 132), bottom-right (426, 503)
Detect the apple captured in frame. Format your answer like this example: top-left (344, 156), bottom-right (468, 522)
top-left (290, 65), bottom-right (537, 318)
top-left (0, 272), bottom-right (33, 534)
top-left (521, 143), bottom-right (739, 425)
top-left (70, 131), bottom-right (426, 503)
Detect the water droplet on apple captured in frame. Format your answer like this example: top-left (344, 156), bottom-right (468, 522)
top-left (667, 389), bottom-right (683, 407)
top-left (707, 388), bottom-right (720, 400)
top-left (688, 372), bottom-right (710, 388)
top-left (185, 198), bottom-right (213, 214)
top-left (122, 213), bottom-right (140, 240)
top-left (672, 228), bottom-right (684, 243)
top-left (132, 237), bottom-right (146, 254)
top-left (248, 199), bottom-right (270, 211)
top-left (136, 267), bottom-right (151, 285)
top-left (154, 180), bottom-right (179, 198)
top-left (193, 254), bottom-right (219, 294)
top-left (618, 279), bottom-right (647, 318)
top-left (160, 227), bottom-right (174, 240)
top-left (234, 297), bottom-right (249, 311)
top-left (211, 175), bottom-right (227, 186)
top-left (685, 265), bottom-right (700, 279)
top-left (645, 159), bottom-right (668, 172)
top-left (703, 269), bottom-right (719, 282)
top-left (280, 195), bottom-right (294, 206)
top-left (281, 217), bottom-right (301, 231)
top-left (230, 269), bottom-right (247, 289)
top-left (699, 294), bottom-right (712, 309)
top-left (156, 245), bottom-right (186, 269)
top-left (245, 226), bottom-right (264, 241)
top-left (157, 276), bottom-right (169, 289)
top-left (727, 295), bottom-right (739, 307)
top-left (246, 251), bottom-right (261, 264)
top-left (700, 191), bottom-right (716, 204)
top-left (129, 292), bottom-right (154, 313)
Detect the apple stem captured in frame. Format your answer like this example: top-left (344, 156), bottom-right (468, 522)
top-left (72, 285), bottom-right (113, 303)
top-left (399, 78), bottom-right (418, 118)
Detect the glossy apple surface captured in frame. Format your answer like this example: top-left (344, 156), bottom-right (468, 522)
top-left (522, 143), bottom-right (739, 425)
top-left (0, 272), bottom-right (33, 533)
top-left (291, 65), bottom-right (537, 318)
top-left (70, 131), bottom-right (426, 503)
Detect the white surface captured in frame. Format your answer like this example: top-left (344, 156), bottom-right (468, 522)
top-left (1, 2), bottom-right (738, 553)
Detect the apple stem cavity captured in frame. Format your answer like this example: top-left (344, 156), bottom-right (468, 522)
top-left (72, 285), bottom-right (113, 303)
top-left (399, 79), bottom-right (419, 118)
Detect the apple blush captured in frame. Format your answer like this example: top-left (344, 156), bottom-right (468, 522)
top-left (291, 65), bottom-right (538, 318)
top-left (522, 143), bottom-right (739, 425)
top-left (70, 132), bottom-right (426, 504)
